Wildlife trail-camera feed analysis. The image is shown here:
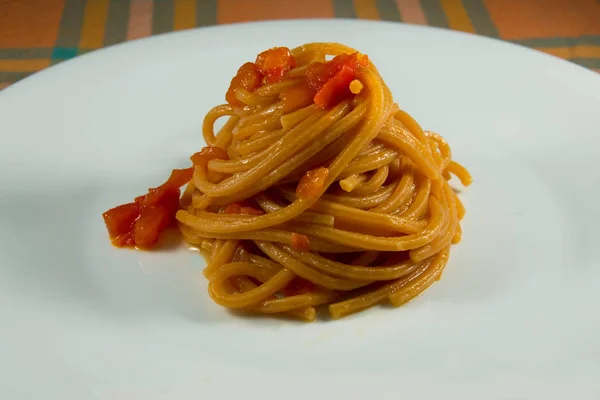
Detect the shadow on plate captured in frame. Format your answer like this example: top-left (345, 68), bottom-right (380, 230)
top-left (0, 185), bottom-right (228, 324)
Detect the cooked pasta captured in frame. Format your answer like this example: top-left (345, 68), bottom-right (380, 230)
top-left (175, 42), bottom-right (472, 321)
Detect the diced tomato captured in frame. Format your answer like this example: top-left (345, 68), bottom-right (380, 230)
top-left (190, 146), bottom-right (230, 169)
top-left (226, 62), bottom-right (264, 105)
top-left (134, 205), bottom-right (170, 248)
top-left (103, 167), bottom-right (194, 249)
top-left (154, 187), bottom-right (181, 220)
top-left (291, 233), bottom-right (311, 252)
top-left (255, 47), bottom-right (297, 84)
top-left (224, 202), bottom-right (264, 215)
top-left (305, 62), bottom-right (330, 92)
top-left (313, 64), bottom-right (356, 109)
top-left (280, 83), bottom-right (314, 113)
top-left (296, 167), bottom-right (329, 200)
top-left (283, 277), bottom-right (315, 296)
top-left (264, 68), bottom-right (286, 84)
top-left (164, 167), bottom-right (194, 189)
top-left (103, 202), bottom-right (140, 238)
top-left (305, 52), bottom-right (369, 109)
top-left (112, 230), bottom-right (135, 248)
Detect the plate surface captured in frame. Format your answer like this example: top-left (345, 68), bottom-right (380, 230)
top-left (1, 20), bottom-right (599, 400)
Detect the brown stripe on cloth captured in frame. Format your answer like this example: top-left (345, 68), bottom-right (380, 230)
top-left (0, 71), bottom-right (32, 84)
top-left (462, 0), bottom-right (498, 37)
top-left (105, 0), bottom-right (131, 46)
top-left (0, 48), bottom-right (54, 59)
top-left (54, 0), bottom-right (87, 51)
top-left (332, 0), bottom-right (357, 18)
top-left (197, 0), bottom-right (217, 26)
top-left (153, 0), bottom-right (175, 34)
top-left (376, 0), bottom-right (402, 21)
top-left (420, 0), bottom-right (448, 28)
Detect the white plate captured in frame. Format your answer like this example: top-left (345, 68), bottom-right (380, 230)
top-left (1, 20), bottom-right (600, 400)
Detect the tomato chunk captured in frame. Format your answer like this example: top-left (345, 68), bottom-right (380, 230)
top-left (134, 205), bottom-right (169, 248)
top-left (313, 64), bottom-right (356, 109)
top-left (190, 146), bottom-right (230, 169)
top-left (112, 231), bottom-right (135, 248)
top-left (226, 62), bottom-right (264, 105)
top-left (291, 233), bottom-right (311, 252)
top-left (255, 47), bottom-right (297, 84)
top-left (103, 167), bottom-right (194, 249)
top-left (164, 167), bottom-right (194, 188)
top-left (306, 52), bottom-right (369, 109)
top-left (103, 202), bottom-right (140, 238)
top-left (296, 167), bottom-right (329, 200)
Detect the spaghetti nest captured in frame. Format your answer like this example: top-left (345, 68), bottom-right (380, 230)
top-left (176, 42), bottom-right (472, 321)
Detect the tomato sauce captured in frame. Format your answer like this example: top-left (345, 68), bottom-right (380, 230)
top-left (291, 233), bottom-right (311, 252)
top-left (296, 167), bottom-right (329, 200)
top-left (227, 47), bottom-right (368, 110)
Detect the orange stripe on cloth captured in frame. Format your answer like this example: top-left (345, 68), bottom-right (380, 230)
top-left (174, 0), bottom-right (197, 31)
top-left (0, 59), bottom-right (51, 72)
top-left (396, 0), bottom-right (427, 25)
top-left (353, 0), bottom-right (380, 20)
top-left (127, 0), bottom-right (153, 41)
top-left (484, 0), bottom-right (600, 39)
top-left (218, 0), bottom-right (334, 24)
top-left (537, 45), bottom-right (600, 59)
top-left (80, 0), bottom-right (110, 49)
top-left (440, 0), bottom-right (475, 33)
top-left (0, 83), bottom-right (11, 90)
top-left (0, 0), bottom-right (65, 48)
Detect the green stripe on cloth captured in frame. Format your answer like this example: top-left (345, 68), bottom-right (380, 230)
top-left (54, 0), bottom-right (86, 51)
top-left (420, 0), bottom-right (448, 28)
top-left (152, 0), bottom-right (174, 34)
top-left (52, 47), bottom-right (78, 59)
top-left (196, 0), bottom-right (217, 26)
top-left (105, 0), bottom-right (131, 46)
top-left (332, 0), bottom-right (357, 18)
top-left (376, 0), bottom-right (402, 22)
top-left (462, 0), bottom-right (498, 37)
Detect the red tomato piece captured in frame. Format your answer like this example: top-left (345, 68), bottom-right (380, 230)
top-left (264, 67), bottom-right (286, 84)
top-left (164, 167), bottom-right (194, 189)
top-left (226, 62), bottom-right (264, 105)
top-left (155, 187), bottom-right (181, 220)
top-left (296, 167), bottom-right (329, 200)
top-left (305, 52), bottom-right (369, 108)
top-left (255, 47), bottom-right (297, 84)
top-left (305, 62), bottom-right (330, 92)
top-left (102, 202), bottom-right (140, 238)
top-left (112, 231), bottom-right (135, 248)
top-left (134, 205), bottom-right (169, 248)
top-left (190, 146), bottom-right (230, 169)
top-left (103, 167), bottom-right (194, 249)
top-left (291, 233), bottom-right (311, 252)
top-left (313, 64), bottom-right (355, 109)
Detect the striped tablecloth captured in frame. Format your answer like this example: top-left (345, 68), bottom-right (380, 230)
top-left (1, 0), bottom-right (599, 90)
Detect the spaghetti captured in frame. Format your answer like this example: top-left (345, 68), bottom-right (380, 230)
top-left (103, 42), bottom-right (472, 321)
top-left (178, 42), bottom-right (471, 321)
